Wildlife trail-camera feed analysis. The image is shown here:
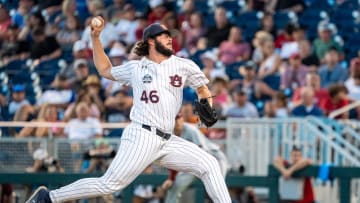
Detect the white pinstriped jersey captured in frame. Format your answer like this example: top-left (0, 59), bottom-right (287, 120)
top-left (111, 55), bottom-right (209, 132)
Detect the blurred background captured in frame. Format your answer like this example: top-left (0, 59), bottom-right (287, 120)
top-left (0, 0), bottom-right (360, 202)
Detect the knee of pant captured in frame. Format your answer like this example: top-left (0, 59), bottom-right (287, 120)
top-left (199, 155), bottom-right (219, 177)
top-left (99, 176), bottom-right (127, 193)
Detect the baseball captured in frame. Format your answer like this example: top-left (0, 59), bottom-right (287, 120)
top-left (91, 18), bottom-right (102, 27)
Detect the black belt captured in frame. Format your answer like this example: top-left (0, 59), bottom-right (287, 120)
top-left (142, 124), bottom-right (171, 140)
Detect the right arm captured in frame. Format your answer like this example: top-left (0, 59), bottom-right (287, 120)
top-left (90, 16), bottom-right (115, 80)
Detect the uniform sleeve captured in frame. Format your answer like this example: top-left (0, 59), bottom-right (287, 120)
top-left (185, 60), bottom-right (209, 89)
top-left (110, 61), bottom-right (136, 84)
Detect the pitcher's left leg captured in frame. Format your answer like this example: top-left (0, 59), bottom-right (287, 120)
top-left (159, 136), bottom-right (231, 203)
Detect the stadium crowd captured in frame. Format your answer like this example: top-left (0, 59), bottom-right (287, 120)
top-left (1, 0), bottom-right (360, 139)
top-left (1, 0), bottom-right (359, 202)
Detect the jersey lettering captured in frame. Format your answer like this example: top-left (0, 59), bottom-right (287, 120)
top-left (140, 90), bottom-right (159, 103)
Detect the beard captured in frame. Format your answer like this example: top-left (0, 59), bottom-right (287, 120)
top-left (154, 39), bottom-right (173, 57)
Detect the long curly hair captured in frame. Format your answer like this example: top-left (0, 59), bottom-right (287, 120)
top-left (134, 40), bottom-right (149, 56)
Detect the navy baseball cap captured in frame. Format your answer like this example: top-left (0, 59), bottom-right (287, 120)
top-left (13, 84), bottom-right (25, 92)
top-left (142, 23), bottom-right (171, 41)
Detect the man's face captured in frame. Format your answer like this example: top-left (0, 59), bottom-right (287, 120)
top-left (153, 33), bottom-right (173, 57)
top-left (75, 65), bottom-right (89, 80)
top-left (12, 91), bottom-right (25, 102)
top-left (76, 106), bottom-right (89, 120)
top-left (319, 30), bottom-right (332, 42)
top-left (234, 92), bottom-right (247, 106)
top-left (291, 150), bottom-right (302, 163)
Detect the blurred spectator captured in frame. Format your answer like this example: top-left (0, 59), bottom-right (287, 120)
top-left (83, 138), bottom-right (116, 173)
top-left (87, 0), bottom-right (105, 19)
top-left (115, 3), bottom-right (138, 46)
top-left (133, 165), bottom-right (163, 203)
top-left (235, 61), bottom-right (276, 102)
top-left (319, 84), bottom-right (349, 118)
top-left (205, 6), bottom-right (232, 48)
top-left (148, 0), bottom-right (168, 24)
top-left (273, 146), bottom-right (315, 203)
top-left (180, 102), bottom-right (198, 123)
top-left (313, 22), bottom-right (343, 61)
top-left (64, 91), bottom-right (101, 121)
top-left (162, 12), bottom-right (183, 53)
top-left (11, 0), bottom-right (35, 28)
top-left (0, 4), bottom-right (11, 42)
top-left (318, 48), bottom-right (348, 88)
top-left (298, 40), bottom-right (320, 72)
top-left (26, 148), bottom-right (64, 173)
top-left (81, 11), bottom-right (118, 49)
top-left (0, 184), bottom-right (12, 203)
top-left (18, 104), bottom-right (63, 137)
top-left (201, 51), bottom-right (227, 80)
top-left (59, 43), bottom-right (92, 87)
top-left (1, 24), bottom-right (31, 64)
top-left (267, 0), bottom-right (306, 14)
top-left (82, 75), bottom-right (105, 114)
top-left (345, 58), bottom-right (360, 101)
top-left (259, 13), bottom-right (276, 38)
top-left (292, 72), bottom-right (329, 107)
top-left (258, 39), bottom-right (281, 78)
top-left (102, 44), bottom-right (128, 96)
top-left (280, 53), bottom-right (308, 90)
top-left (264, 92), bottom-right (289, 118)
top-left (223, 87), bottom-right (259, 118)
top-left (210, 77), bottom-right (232, 116)
top-left (18, 11), bottom-right (46, 41)
top-left (280, 25), bottom-right (306, 59)
top-left (37, 74), bottom-right (75, 106)
top-left (182, 12), bottom-right (206, 54)
top-left (56, 15), bottom-right (82, 48)
top-left (8, 84), bottom-right (29, 117)
top-left (291, 87), bottom-right (324, 117)
top-left (275, 23), bottom-right (297, 49)
top-left (30, 27), bottom-right (62, 63)
top-left (64, 102), bottom-right (102, 140)
top-left (178, 0), bottom-right (195, 26)
top-left (251, 31), bottom-right (273, 65)
top-left (72, 40), bottom-right (92, 60)
top-left (135, 15), bottom-right (148, 41)
top-left (219, 26), bottom-right (251, 65)
top-left (105, 89), bottom-right (132, 122)
top-left (54, 0), bottom-right (78, 27)
top-left (107, 0), bottom-right (127, 22)
top-left (71, 58), bottom-right (91, 92)
top-left (39, 0), bottom-right (63, 25)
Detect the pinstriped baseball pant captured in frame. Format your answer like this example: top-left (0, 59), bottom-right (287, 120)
top-left (49, 123), bottom-right (231, 203)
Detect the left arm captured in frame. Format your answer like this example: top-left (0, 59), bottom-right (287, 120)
top-left (196, 85), bottom-right (213, 107)
top-left (287, 158), bottom-right (312, 175)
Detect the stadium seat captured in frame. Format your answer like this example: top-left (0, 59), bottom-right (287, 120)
top-left (235, 11), bottom-right (261, 29)
top-left (106, 128), bottom-right (124, 137)
top-left (225, 61), bottom-right (244, 80)
top-left (274, 12), bottom-right (293, 30)
top-left (219, 1), bottom-right (241, 15)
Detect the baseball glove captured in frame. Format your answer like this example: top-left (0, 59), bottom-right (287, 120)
top-left (194, 98), bottom-right (218, 127)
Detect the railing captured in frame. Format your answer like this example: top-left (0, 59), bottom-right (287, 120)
top-left (0, 165), bottom-right (359, 203)
top-left (329, 100), bottom-right (360, 119)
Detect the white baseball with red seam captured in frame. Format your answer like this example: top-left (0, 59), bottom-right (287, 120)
top-left (91, 18), bottom-right (102, 27)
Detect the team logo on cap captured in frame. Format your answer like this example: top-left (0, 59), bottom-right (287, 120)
top-left (169, 74), bottom-right (182, 87)
top-left (142, 74), bottom-right (152, 83)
